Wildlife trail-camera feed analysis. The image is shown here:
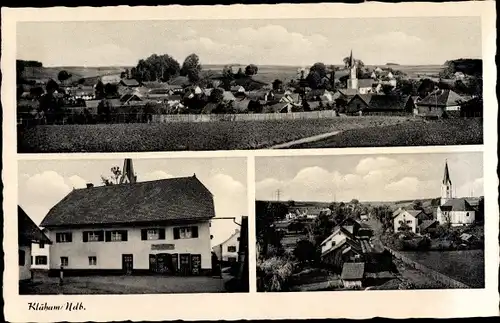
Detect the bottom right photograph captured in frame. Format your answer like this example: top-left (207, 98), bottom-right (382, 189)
top-left (255, 151), bottom-right (485, 292)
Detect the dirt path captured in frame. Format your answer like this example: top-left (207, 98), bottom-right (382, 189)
top-left (269, 131), bottom-right (342, 149)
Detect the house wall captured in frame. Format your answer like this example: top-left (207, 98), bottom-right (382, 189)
top-left (393, 211), bottom-right (417, 233)
top-left (358, 87), bottom-right (372, 95)
top-left (219, 233), bottom-right (240, 262)
top-left (46, 221), bottom-right (212, 272)
top-left (19, 245), bottom-right (32, 281)
top-left (321, 231), bottom-right (350, 255)
top-left (31, 242), bottom-right (50, 270)
top-left (346, 96), bottom-right (368, 115)
top-left (417, 105), bottom-right (445, 118)
top-left (101, 74), bottom-right (123, 84)
top-left (438, 209), bottom-right (475, 226)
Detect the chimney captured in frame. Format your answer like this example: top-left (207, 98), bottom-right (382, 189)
top-left (86, 183), bottom-right (94, 189)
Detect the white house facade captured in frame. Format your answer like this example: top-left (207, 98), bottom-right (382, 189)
top-left (31, 241), bottom-right (50, 270)
top-left (392, 209), bottom-right (425, 233)
top-left (40, 161), bottom-right (216, 276)
top-left (212, 229), bottom-right (240, 263)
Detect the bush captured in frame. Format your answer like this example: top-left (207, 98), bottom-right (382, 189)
top-left (257, 257), bottom-right (296, 292)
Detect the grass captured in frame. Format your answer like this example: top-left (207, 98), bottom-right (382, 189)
top-left (18, 116), bottom-right (409, 153)
top-left (289, 118), bottom-right (483, 149)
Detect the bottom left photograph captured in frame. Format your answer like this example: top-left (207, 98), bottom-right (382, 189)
top-left (17, 156), bottom-right (249, 294)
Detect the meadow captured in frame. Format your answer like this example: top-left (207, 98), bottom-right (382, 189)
top-left (18, 116), bottom-right (410, 153)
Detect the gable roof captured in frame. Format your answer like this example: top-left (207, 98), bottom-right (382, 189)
top-left (341, 262), bottom-right (365, 280)
top-left (120, 79), bottom-right (140, 87)
top-left (337, 89), bottom-right (359, 97)
top-left (417, 89), bottom-right (465, 107)
top-left (419, 219), bottom-right (438, 232)
top-left (443, 161), bottom-right (452, 184)
top-left (201, 102), bottom-right (219, 114)
top-left (169, 76), bottom-right (190, 87)
top-left (213, 230), bottom-right (241, 248)
top-left (40, 176), bottom-right (215, 228)
top-left (18, 206), bottom-right (51, 245)
top-left (440, 198), bottom-right (475, 212)
top-left (364, 95), bottom-right (411, 111)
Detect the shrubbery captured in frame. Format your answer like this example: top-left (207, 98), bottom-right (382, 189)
top-left (257, 257), bottom-right (297, 292)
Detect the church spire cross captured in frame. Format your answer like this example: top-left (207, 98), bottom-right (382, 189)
top-left (443, 160), bottom-right (452, 185)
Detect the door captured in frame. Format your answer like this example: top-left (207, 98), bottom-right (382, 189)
top-left (157, 253), bottom-right (172, 274)
top-left (122, 254), bottom-right (133, 275)
top-left (179, 253), bottom-right (191, 276)
top-left (171, 254), bottom-right (179, 275)
top-left (190, 254), bottom-right (201, 276)
top-left (149, 254), bottom-right (157, 273)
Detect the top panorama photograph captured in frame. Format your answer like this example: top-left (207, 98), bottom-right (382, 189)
top-left (16, 17), bottom-right (483, 153)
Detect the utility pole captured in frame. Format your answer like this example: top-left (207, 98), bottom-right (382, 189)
top-left (276, 189), bottom-right (281, 202)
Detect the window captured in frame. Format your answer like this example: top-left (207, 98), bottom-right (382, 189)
top-left (39, 243), bottom-right (45, 249)
top-left (19, 250), bottom-right (25, 266)
top-left (83, 231), bottom-right (104, 242)
top-left (227, 246), bottom-right (237, 253)
top-left (56, 232), bottom-right (72, 243)
top-left (141, 228), bottom-right (166, 240)
top-left (466, 212), bottom-right (470, 217)
top-left (406, 220), bottom-right (412, 224)
top-left (60, 257), bottom-right (69, 267)
top-left (227, 257), bottom-right (237, 262)
top-left (35, 256), bottom-right (48, 265)
top-left (88, 256), bottom-right (97, 266)
top-left (105, 230), bottom-right (128, 242)
top-left (173, 226), bottom-right (199, 240)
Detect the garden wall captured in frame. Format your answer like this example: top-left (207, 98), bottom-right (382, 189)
top-left (385, 247), bottom-right (470, 288)
top-left (151, 110), bottom-right (338, 123)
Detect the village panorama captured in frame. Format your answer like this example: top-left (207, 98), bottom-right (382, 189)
top-left (18, 157), bottom-right (249, 294)
top-left (255, 152), bottom-right (484, 291)
top-left (16, 19), bottom-right (483, 153)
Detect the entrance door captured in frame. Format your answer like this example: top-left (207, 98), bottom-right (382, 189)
top-left (179, 253), bottom-right (191, 276)
top-left (122, 254), bottom-right (133, 275)
top-left (156, 253), bottom-right (172, 274)
top-left (149, 254), bottom-right (157, 273)
top-left (190, 254), bottom-right (201, 276)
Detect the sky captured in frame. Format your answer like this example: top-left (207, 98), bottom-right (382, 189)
top-left (18, 157), bottom-right (247, 247)
top-left (17, 17), bottom-right (481, 67)
top-left (255, 152), bottom-right (484, 203)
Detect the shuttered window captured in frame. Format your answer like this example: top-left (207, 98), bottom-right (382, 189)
top-left (105, 230), bottom-right (128, 242)
top-left (173, 226), bottom-right (199, 240)
top-left (56, 232), bottom-right (72, 243)
top-left (227, 246), bottom-right (237, 252)
top-left (141, 228), bottom-right (166, 240)
top-left (35, 256), bottom-right (48, 265)
top-left (83, 231), bottom-right (104, 242)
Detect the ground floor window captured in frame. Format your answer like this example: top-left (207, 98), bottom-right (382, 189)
top-left (35, 255), bottom-right (48, 265)
top-left (227, 245), bottom-right (237, 252)
top-left (89, 256), bottom-right (97, 266)
top-left (227, 257), bottom-right (237, 262)
top-left (60, 257), bottom-right (69, 267)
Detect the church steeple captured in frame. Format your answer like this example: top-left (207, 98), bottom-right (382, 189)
top-left (347, 50), bottom-right (358, 90)
top-left (440, 160), bottom-right (453, 205)
top-left (120, 158), bottom-right (137, 184)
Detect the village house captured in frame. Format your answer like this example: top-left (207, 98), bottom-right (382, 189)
top-left (119, 78), bottom-right (141, 88)
top-left (101, 74), bottom-right (123, 84)
top-left (18, 206), bottom-right (51, 281)
top-left (31, 230), bottom-right (50, 270)
top-left (392, 208), bottom-right (430, 234)
top-left (212, 229), bottom-right (240, 265)
top-left (346, 94), bottom-right (415, 116)
top-left (436, 161), bottom-right (476, 227)
top-left (416, 89), bottom-right (466, 118)
top-left (340, 262), bottom-right (365, 289)
top-left (40, 159), bottom-right (215, 276)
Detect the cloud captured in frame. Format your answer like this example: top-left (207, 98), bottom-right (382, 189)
top-left (19, 171), bottom-right (88, 225)
top-left (256, 158), bottom-right (445, 203)
top-left (140, 171), bottom-right (174, 182)
top-left (457, 177), bottom-right (484, 197)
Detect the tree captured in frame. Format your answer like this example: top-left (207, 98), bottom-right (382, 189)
top-left (272, 79), bottom-right (283, 91)
top-left (120, 71), bottom-right (127, 79)
top-left (417, 78), bottom-right (437, 98)
top-left (343, 57), bottom-right (364, 70)
top-left (221, 65), bottom-right (234, 90)
top-left (57, 70), bottom-right (72, 84)
top-left (245, 64), bottom-right (258, 76)
top-left (381, 84), bottom-right (395, 95)
top-left (236, 68), bottom-right (246, 79)
top-left (95, 80), bottom-right (105, 100)
top-left (293, 239), bottom-right (316, 263)
top-left (45, 79), bottom-right (59, 94)
top-left (396, 79), bottom-right (418, 96)
top-left (101, 166), bottom-right (122, 186)
top-left (134, 54), bottom-right (181, 82)
top-left (181, 53), bottom-right (202, 83)
top-left (104, 83), bottom-right (119, 98)
top-left (78, 78), bottom-right (86, 85)
top-left (209, 88), bottom-right (225, 103)
top-left (412, 200), bottom-right (424, 210)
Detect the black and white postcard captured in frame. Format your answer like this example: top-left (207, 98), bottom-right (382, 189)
top-left (2, 2), bottom-right (498, 322)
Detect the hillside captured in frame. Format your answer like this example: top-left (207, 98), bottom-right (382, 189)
top-left (21, 66), bottom-right (131, 82)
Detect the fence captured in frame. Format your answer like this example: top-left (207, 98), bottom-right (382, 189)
top-left (151, 110), bottom-right (338, 123)
top-left (385, 247), bottom-right (470, 288)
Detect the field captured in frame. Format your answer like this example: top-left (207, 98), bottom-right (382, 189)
top-left (18, 116), bottom-right (410, 153)
top-left (289, 118), bottom-right (483, 149)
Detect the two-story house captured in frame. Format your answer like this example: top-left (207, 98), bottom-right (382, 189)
top-left (40, 172), bottom-right (215, 277)
top-left (212, 229), bottom-right (240, 265)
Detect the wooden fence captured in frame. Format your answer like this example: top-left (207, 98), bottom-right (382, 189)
top-left (151, 110), bottom-right (338, 123)
top-left (385, 247), bottom-right (470, 289)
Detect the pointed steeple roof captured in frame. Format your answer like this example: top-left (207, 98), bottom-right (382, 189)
top-left (443, 160), bottom-right (451, 185)
top-left (349, 50), bottom-right (354, 68)
top-left (120, 158), bottom-right (137, 184)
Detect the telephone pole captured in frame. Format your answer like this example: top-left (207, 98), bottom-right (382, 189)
top-left (276, 189), bottom-right (281, 202)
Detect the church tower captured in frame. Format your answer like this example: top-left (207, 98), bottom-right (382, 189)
top-left (347, 50), bottom-right (358, 90)
top-left (440, 160), bottom-right (453, 205)
top-left (120, 158), bottom-right (137, 184)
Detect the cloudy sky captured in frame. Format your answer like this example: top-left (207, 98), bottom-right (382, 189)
top-left (17, 17), bottom-right (481, 67)
top-left (256, 152), bottom-right (483, 203)
top-left (18, 157), bottom-right (247, 246)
